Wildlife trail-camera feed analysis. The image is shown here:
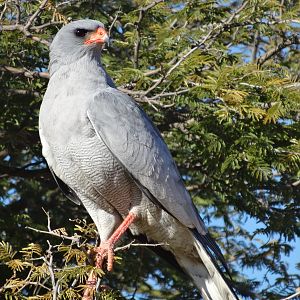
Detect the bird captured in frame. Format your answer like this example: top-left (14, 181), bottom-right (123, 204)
top-left (39, 19), bottom-right (238, 300)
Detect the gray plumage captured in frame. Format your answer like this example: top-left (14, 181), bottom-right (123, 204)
top-left (39, 19), bottom-right (238, 300)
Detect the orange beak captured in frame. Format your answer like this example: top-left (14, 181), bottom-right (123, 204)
top-left (84, 27), bottom-right (108, 45)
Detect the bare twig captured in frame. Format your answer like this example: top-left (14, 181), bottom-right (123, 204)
top-left (22, 29), bottom-right (51, 46)
top-left (281, 289), bottom-right (300, 300)
top-left (45, 241), bottom-right (58, 300)
top-left (141, 0), bottom-right (251, 97)
top-left (82, 270), bottom-right (96, 300)
top-left (147, 88), bottom-right (190, 100)
top-left (15, 1), bottom-right (21, 24)
top-left (143, 27), bottom-right (216, 96)
top-left (42, 208), bottom-right (52, 232)
top-left (26, 226), bottom-right (80, 243)
top-left (133, 0), bottom-right (164, 68)
top-left (118, 87), bottom-right (144, 96)
top-left (24, 0), bottom-right (49, 30)
top-left (0, 0), bottom-right (8, 21)
top-left (55, 0), bottom-right (82, 8)
top-left (142, 0), bottom-right (164, 11)
top-left (225, 0), bottom-right (249, 24)
top-left (0, 149), bottom-right (9, 160)
top-left (0, 0), bottom-right (51, 46)
top-left (0, 164), bottom-right (48, 179)
top-left (2, 280), bottom-right (51, 293)
top-left (133, 11), bottom-right (142, 68)
top-left (285, 82), bottom-right (300, 89)
top-left (4, 88), bottom-right (41, 97)
top-left (115, 240), bottom-right (168, 252)
top-left (0, 65), bottom-right (50, 79)
top-left (108, 9), bottom-right (120, 38)
top-left (144, 67), bottom-right (162, 76)
top-left (251, 30), bottom-right (260, 63)
top-left (31, 21), bottom-right (64, 31)
top-left (1, 24), bottom-right (50, 46)
top-left (257, 34), bottom-right (299, 66)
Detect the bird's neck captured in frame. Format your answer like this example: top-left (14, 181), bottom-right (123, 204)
top-left (49, 52), bottom-right (115, 89)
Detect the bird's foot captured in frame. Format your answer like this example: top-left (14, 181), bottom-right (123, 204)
top-left (82, 213), bottom-right (136, 300)
top-left (94, 240), bottom-right (115, 271)
top-left (93, 212), bottom-right (136, 271)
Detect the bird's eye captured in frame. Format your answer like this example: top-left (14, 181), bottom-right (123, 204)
top-left (74, 28), bottom-right (88, 37)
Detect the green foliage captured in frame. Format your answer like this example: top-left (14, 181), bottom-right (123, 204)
top-left (0, 0), bottom-right (299, 299)
top-left (0, 219), bottom-right (118, 299)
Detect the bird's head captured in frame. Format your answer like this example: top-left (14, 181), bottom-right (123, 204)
top-left (49, 19), bottom-right (108, 73)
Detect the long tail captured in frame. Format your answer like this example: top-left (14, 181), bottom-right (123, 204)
top-left (175, 236), bottom-right (239, 300)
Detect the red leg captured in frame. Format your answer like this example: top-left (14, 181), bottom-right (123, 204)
top-left (82, 213), bottom-right (136, 299)
top-left (95, 212), bottom-right (136, 271)
top-left (108, 212), bottom-right (136, 245)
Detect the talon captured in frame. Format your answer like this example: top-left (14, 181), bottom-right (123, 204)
top-left (94, 240), bottom-right (115, 270)
top-left (82, 213), bottom-right (136, 299)
top-left (107, 247), bottom-right (114, 271)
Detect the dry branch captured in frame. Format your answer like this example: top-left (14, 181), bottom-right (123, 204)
top-left (133, 0), bottom-right (164, 68)
top-left (0, 65), bottom-right (50, 79)
top-left (281, 289), bottom-right (300, 300)
top-left (257, 34), bottom-right (300, 66)
top-left (26, 226), bottom-right (80, 243)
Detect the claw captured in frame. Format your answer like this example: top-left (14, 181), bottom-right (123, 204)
top-left (82, 212), bottom-right (136, 299)
top-left (94, 240), bottom-right (115, 271)
top-left (94, 212), bottom-right (136, 271)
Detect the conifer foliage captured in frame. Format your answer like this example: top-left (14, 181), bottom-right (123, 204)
top-left (0, 0), bottom-right (299, 299)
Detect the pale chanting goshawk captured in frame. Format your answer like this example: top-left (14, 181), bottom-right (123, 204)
top-left (39, 19), bottom-right (238, 300)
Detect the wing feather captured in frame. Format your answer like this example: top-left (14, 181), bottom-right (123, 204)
top-left (87, 87), bottom-right (202, 231)
top-left (87, 87), bottom-right (232, 278)
top-left (49, 166), bottom-right (81, 205)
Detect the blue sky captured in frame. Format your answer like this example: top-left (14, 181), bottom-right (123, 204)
top-left (209, 212), bottom-right (299, 291)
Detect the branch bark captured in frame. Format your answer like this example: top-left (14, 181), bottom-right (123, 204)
top-left (281, 290), bottom-right (300, 300)
top-left (45, 241), bottom-right (58, 300)
top-left (257, 34), bottom-right (299, 66)
top-left (1, 0), bottom-right (51, 48)
top-left (0, 65), bottom-right (50, 79)
top-left (24, 0), bottom-right (50, 30)
top-left (142, 0), bottom-right (251, 97)
top-left (0, 164), bottom-right (49, 179)
top-left (0, 24), bottom-right (50, 46)
top-left (133, 0), bottom-right (164, 68)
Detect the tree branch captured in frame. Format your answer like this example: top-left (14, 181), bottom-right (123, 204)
top-left (45, 241), bottom-right (58, 300)
top-left (26, 226), bottom-right (80, 243)
top-left (133, 0), bottom-right (164, 68)
top-left (281, 289), bottom-right (300, 300)
top-left (5, 88), bottom-right (41, 97)
top-left (108, 9), bottom-right (120, 38)
top-left (31, 21), bottom-right (64, 31)
top-left (0, 164), bottom-right (49, 179)
top-left (142, 0), bottom-right (250, 97)
top-left (0, 149), bottom-right (9, 160)
top-left (251, 30), bottom-right (260, 63)
top-left (257, 34), bottom-right (300, 66)
top-left (24, 0), bottom-right (50, 30)
top-left (147, 88), bottom-right (190, 100)
top-left (1, 24), bottom-right (51, 46)
top-left (114, 240), bottom-right (169, 252)
top-left (0, 65), bottom-right (50, 79)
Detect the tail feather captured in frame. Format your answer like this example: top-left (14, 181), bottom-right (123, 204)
top-left (192, 228), bottom-right (232, 279)
top-left (175, 237), bottom-right (238, 300)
